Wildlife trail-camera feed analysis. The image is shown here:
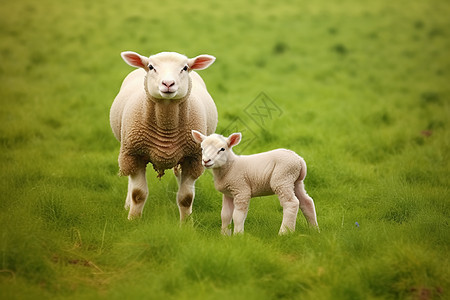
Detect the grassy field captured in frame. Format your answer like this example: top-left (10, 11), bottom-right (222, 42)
top-left (1, 0), bottom-right (449, 299)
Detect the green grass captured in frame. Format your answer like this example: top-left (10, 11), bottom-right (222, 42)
top-left (1, 0), bottom-right (449, 299)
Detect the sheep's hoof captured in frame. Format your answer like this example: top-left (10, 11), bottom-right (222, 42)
top-left (180, 214), bottom-right (194, 227)
top-left (127, 212), bottom-right (142, 220)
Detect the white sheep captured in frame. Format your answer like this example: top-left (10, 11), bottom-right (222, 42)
top-left (110, 51), bottom-right (217, 220)
top-left (191, 130), bottom-right (319, 235)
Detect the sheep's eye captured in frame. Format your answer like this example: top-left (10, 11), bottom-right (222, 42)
top-left (182, 65), bottom-right (188, 72)
top-left (148, 64), bottom-right (154, 71)
top-left (217, 147), bottom-right (225, 154)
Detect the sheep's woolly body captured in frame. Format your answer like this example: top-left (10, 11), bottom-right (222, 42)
top-left (111, 68), bottom-right (213, 177)
top-left (110, 51), bottom-right (217, 220)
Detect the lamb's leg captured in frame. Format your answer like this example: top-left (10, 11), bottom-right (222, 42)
top-left (127, 167), bottom-right (149, 220)
top-left (276, 187), bottom-right (300, 235)
top-left (232, 195), bottom-right (250, 234)
top-left (176, 158), bottom-right (202, 222)
top-left (221, 194), bottom-right (234, 236)
top-left (294, 180), bottom-right (319, 229)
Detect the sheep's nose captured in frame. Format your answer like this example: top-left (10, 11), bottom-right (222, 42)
top-left (203, 159), bottom-right (211, 164)
top-left (162, 80), bottom-right (175, 88)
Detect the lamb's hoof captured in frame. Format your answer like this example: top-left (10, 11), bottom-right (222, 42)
top-left (221, 227), bottom-right (232, 236)
top-left (278, 227), bottom-right (295, 235)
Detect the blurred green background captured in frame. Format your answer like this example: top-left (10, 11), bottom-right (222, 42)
top-left (1, 0), bottom-right (449, 299)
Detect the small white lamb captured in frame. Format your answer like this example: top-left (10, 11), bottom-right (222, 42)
top-left (191, 130), bottom-right (319, 235)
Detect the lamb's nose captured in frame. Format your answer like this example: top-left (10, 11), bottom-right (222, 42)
top-left (162, 80), bottom-right (175, 88)
top-left (203, 159), bottom-right (211, 164)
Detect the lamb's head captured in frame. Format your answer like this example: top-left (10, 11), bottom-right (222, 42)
top-left (121, 51), bottom-right (215, 102)
top-left (191, 130), bottom-right (241, 169)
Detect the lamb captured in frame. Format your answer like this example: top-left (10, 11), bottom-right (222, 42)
top-left (110, 51), bottom-right (217, 221)
top-left (191, 130), bottom-right (319, 235)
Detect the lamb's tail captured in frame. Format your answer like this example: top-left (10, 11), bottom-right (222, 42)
top-left (298, 156), bottom-right (307, 181)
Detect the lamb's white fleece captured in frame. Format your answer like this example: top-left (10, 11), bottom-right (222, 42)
top-left (192, 130), bottom-right (319, 235)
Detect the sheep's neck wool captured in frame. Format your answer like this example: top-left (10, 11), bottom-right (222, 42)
top-left (134, 75), bottom-right (196, 177)
top-left (142, 75), bottom-right (193, 130)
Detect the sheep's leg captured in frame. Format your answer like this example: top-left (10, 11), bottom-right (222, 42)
top-left (176, 158), bottom-right (203, 222)
top-left (176, 174), bottom-right (196, 222)
top-left (276, 187), bottom-right (300, 235)
top-left (232, 196), bottom-right (250, 234)
top-left (127, 167), bottom-right (149, 220)
top-left (173, 164), bottom-right (181, 185)
top-left (118, 150), bottom-right (148, 219)
top-left (125, 179), bottom-right (132, 210)
top-left (221, 194), bottom-right (234, 236)
top-left (294, 180), bottom-right (319, 229)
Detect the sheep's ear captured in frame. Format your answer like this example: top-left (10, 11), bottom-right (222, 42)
top-left (227, 132), bottom-right (242, 148)
top-left (191, 130), bottom-right (206, 143)
top-left (121, 51), bottom-right (149, 69)
top-left (188, 55), bottom-right (216, 70)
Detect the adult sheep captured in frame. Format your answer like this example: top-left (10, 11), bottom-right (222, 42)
top-left (110, 51), bottom-right (217, 221)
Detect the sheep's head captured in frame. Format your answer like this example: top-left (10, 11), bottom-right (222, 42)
top-left (121, 51), bottom-right (215, 102)
top-left (191, 130), bottom-right (241, 169)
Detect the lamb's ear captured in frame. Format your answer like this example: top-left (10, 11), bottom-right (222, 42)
top-left (227, 132), bottom-right (242, 148)
top-left (188, 55), bottom-right (216, 70)
top-left (121, 51), bottom-right (149, 69)
top-left (191, 130), bottom-right (206, 143)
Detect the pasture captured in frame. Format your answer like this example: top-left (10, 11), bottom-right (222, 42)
top-left (0, 0), bottom-right (449, 299)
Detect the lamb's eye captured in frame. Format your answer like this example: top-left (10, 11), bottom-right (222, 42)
top-left (217, 148), bottom-right (225, 154)
top-left (182, 65), bottom-right (188, 72)
top-left (148, 64), bottom-right (154, 71)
